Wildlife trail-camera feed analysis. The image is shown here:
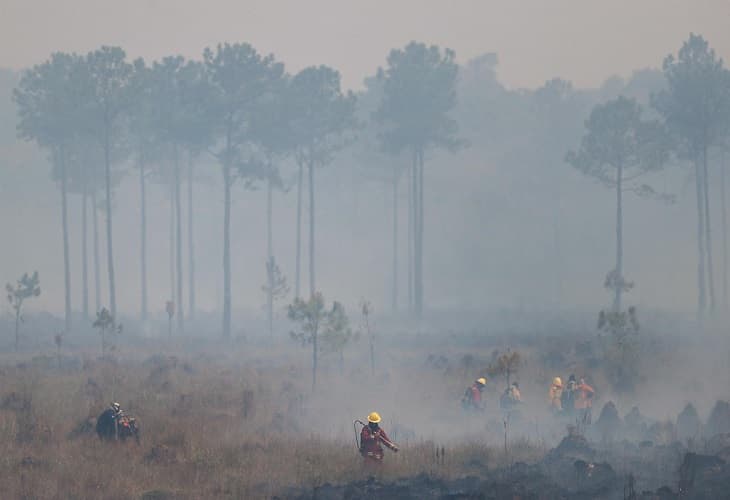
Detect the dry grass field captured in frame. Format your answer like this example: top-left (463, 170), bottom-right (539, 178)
top-left (0, 333), bottom-right (552, 500)
top-left (0, 318), bottom-right (727, 499)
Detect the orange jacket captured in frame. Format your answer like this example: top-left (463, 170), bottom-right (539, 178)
top-left (574, 382), bottom-right (595, 409)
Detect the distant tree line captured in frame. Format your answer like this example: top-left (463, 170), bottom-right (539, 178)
top-left (11, 33), bottom-right (730, 337)
top-left (568, 34), bottom-right (730, 319)
top-left (13, 41), bottom-right (460, 337)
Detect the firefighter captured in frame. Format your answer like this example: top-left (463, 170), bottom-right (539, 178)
top-left (549, 377), bottom-right (563, 412)
top-left (360, 412), bottom-right (398, 462)
top-left (96, 402), bottom-right (123, 440)
top-left (575, 377), bottom-right (595, 424)
top-left (500, 382), bottom-right (522, 410)
top-left (462, 377), bottom-right (487, 411)
top-left (561, 374), bottom-right (578, 415)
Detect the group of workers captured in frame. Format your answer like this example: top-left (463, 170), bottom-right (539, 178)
top-left (461, 376), bottom-right (523, 413)
top-left (359, 374), bottom-right (596, 464)
top-left (549, 374), bottom-right (595, 422)
top-left (461, 374), bottom-right (596, 421)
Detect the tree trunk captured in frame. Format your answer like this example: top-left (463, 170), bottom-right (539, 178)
top-left (365, 314), bottom-right (375, 376)
top-left (104, 125), bottom-right (117, 321)
top-left (312, 327), bottom-right (318, 391)
top-left (295, 161), bottom-right (303, 299)
top-left (15, 308), bottom-right (20, 351)
top-left (169, 176), bottom-right (175, 307)
top-left (695, 158), bottom-right (707, 317)
top-left (222, 158), bottom-right (232, 338)
top-left (92, 190), bottom-right (101, 313)
top-left (351, 163), bottom-right (359, 245)
top-left (415, 149), bottom-right (424, 317)
top-left (703, 147), bottom-right (716, 314)
top-left (267, 176), bottom-right (274, 336)
top-left (392, 168), bottom-right (399, 312)
top-left (308, 159), bottom-right (316, 297)
top-left (187, 152), bottom-right (195, 320)
top-left (552, 185), bottom-right (563, 308)
top-left (139, 157), bottom-right (148, 321)
top-left (614, 163), bottom-right (624, 312)
top-left (174, 144), bottom-right (184, 334)
top-left (721, 149), bottom-right (728, 311)
top-left (60, 147), bottom-right (72, 333)
top-left (82, 175), bottom-right (89, 320)
top-left (408, 155), bottom-right (415, 312)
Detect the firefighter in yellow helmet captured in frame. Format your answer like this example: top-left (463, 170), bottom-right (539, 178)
top-left (462, 377), bottom-right (487, 411)
top-left (549, 377), bottom-right (563, 413)
top-left (360, 412), bottom-right (398, 462)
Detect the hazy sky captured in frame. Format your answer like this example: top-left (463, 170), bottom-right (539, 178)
top-left (2, 0), bottom-right (729, 90)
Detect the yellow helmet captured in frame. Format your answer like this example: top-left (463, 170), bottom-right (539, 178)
top-left (367, 411), bottom-right (381, 424)
top-left (553, 377), bottom-right (562, 387)
top-left (477, 377), bottom-right (487, 386)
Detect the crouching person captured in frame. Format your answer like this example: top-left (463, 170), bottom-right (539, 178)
top-left (96, 402), bottom-right (123, 441)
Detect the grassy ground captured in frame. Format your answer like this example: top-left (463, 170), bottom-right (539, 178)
top-left (0, 318), bottom-right (726, 499)
top-left (0, 337), bottom-right (549, 499)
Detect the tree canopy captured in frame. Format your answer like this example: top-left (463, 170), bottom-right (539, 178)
top-left (376, 41), bottom-right (460, 154)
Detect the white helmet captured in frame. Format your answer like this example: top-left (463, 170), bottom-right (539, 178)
top-left (111, 402), bottom-right (121, 413)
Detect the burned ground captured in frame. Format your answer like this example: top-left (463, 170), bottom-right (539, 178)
top-left (0, 324), bottom-right (728, 499)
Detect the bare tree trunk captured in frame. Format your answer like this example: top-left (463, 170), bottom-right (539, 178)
top-left (721, 149), bottom-right (728, 311)
top-left (408, 155), bottom-right (415, 312)
top-left (139, 157), bottom-right (148, 321)
top-left (363, 311), bottom-right (374, 376)
top-left (415, 149), bottom-right (424, 317)
top-left (82, 175), bottom-right (89, 320)
top-left (103, 133), bottom-right (116, 321)
top-left (222, 158), bottom-right (232, 338)
top-left (295, 161), bottom-right (303, 299)
top-left (308, 159), bottom-right (316, 296)
top-left (351, 163), bottom-right (359, 245)
top-left (614, 163), bottom-right (624, 312)
top-left (703, 147), bottom-right (716, 314)
top-left (104, 125), bottom-right (117, 321)
top-left (14, 308), bottom-right (20, 351)
top-left (187, 152), bottom-right (195, 320)
top-left (169, 176), bottom-right (175, 307)
top-left (60, 147), bottom-right (72, 333)
top-left (552, 186), bottom-right (563, 308)
top-left (266, 176), bottom-right (274, 336)
top-left (92, 190), bottom-right (101, 313)
top-left (174, 144), bottom-right (184, 334)
top-left (392, 168), bottom-right (399, 312)
top-left (695, 158), bottom-right (707, 318)
top-left (312, 326), bottom-right (318, 391)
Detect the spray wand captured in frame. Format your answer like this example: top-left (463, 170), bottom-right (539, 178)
top-left (353, 419), bottom-right (365, 451)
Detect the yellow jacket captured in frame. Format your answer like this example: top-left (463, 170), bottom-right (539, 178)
top-left (549, 385), bottom-right (562, 410)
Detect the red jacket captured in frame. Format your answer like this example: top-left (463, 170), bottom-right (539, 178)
top-left (462, 384), bottom-right (483, 410)
top-left (360, 426), bottom-right (397, 460)
top-left (470, 385), bottom-right (482, 404)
